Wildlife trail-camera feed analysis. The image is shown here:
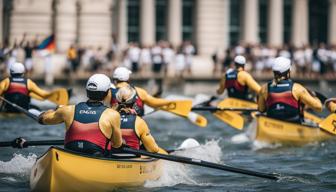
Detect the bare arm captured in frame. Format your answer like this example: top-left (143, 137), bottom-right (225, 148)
top-left (257, 84), bottom-right (268, 112)
top-left (216, 76), bottom-right (226, 95)
top-left (136, 117), bottom-right (161, 153)
top-left (136, 87), bottom-right (171, 108)
top-left (27, 79), bottom-right (50, 98)
top-left (293, 83), bottom-right (322, 112)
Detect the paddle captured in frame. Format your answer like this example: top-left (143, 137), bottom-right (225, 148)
top-left (122, 146), bottom-right (279, 180)
top-left (0, 96), bottom-right (39, 121)
top-left (0, 139), bottom-right (63, 148)
top-left (318, 113), bottom-right (336, 135)
top-left (30, 88), bottom-right (71, 105)
top-left (145, 99), bottom-right (208, 127)
top-left (192, 106), bottom-right (258, 112)
top-left (159, 100), bottom-right (192, 117)
top-left (1, 137), bottom-right (200, 152)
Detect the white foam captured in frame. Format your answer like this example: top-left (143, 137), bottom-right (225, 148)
top-left (231, 133), bottom-right (250, 144)
top-left (0, 153), bottom-right (37, 178)
top-left (252, 140), bottom-right (282, 151)
top-left (145, 140), bottom-right (222, 188)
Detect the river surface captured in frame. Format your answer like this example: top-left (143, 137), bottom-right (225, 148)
top-left (0, 83), bottom-right (336, 192)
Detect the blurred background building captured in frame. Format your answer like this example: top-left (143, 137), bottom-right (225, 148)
top-left (0, 0), bottom-right (336, 80)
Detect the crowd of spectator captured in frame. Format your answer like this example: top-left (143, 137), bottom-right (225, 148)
top-left (1, 33), bottom-right (336, 81)
top-left (212, 43), bottom-right (336, 78)
top-left (120, 40), bottom-right (195, 77)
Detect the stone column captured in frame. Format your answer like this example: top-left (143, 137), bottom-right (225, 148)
top-left (195, 0), bottom-right (229, 56)
top-left (167, 0), bottom-right (182, 48)
top-left (10, 0), bottom-right (53, 42)
top-left (140, 0), bottom-right (155, 45)
top-left (268, 0), bottom-right (283, 47)
top-left (329, 0), bottom-right (336, 44)
top-left (56, 0), bottom-right (77, 52)
top-left (79, 0), bottom-right (112, 49)
top-left (242, 0), bottom-right (259, 44)
top-left (292, 0), bottom-right (308, 46)
top-left (117, 0), bottom-right (127, 49)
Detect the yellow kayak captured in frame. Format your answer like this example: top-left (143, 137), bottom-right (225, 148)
top-left (0, 112), bottom-right (24, 118)
top-left (217, 98), bottom-right (257, 109)
top-left (30, 147), bottom-right (163, 192)
top-left (253, 115), bottom-right (333, 145)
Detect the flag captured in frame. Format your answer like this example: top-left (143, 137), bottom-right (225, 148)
top-left (37, 34), bottom-right (55, 52)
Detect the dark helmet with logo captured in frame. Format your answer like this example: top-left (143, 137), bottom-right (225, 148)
top-left (86, 74), bottom-right (111, 101)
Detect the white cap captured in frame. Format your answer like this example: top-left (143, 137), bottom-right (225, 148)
top-left (234, 55), bottom-right (246, 65)
top-left (272, 57), bottom-right (291, 73)
top-left (86, 74), bottom-right (111, 92)
top-left (10, 62), bottom-right (25, 74)
top-left (113, 67), bottom-right (132, 81)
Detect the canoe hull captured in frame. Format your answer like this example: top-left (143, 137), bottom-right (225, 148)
top-left (30, 147), bottom-right (162, 192)
top-left (254, 116), bottom-right (333, 145)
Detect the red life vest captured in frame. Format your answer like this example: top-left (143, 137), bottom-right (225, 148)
top-left (65, 102), bottom-right (110, 150)
top-left (5, 77), bottom-right (29, 95)
top-left (120, 112), bottom-right (141, 149)
top-left (3, 77), bottom-right (30, 112)
top-left (265, 80), bottom-right (302, 122)
top-left (224, 69), bottom-right (248, 100)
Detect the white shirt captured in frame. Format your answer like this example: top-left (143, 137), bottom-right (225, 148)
top-left (128, 47), bottom-right (141, 62)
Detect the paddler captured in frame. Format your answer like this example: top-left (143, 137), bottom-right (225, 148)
top-left (217, 55), bottom-right (261, 101)
top-left (36, 74), bottom-right (123, 156)
top-left (258, 57), bottom-right (322, 123)
top-left (325, 98), bottom-right (336, 113)
top-left (110, 67), bottom-right (173, 116)
top-left (114, 85), bottom-right (167, 154)
top-left (0, 62), bottom-right (51, 112)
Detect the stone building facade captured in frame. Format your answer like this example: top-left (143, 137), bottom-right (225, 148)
top-left (0, 0), bottom-right (336, 56)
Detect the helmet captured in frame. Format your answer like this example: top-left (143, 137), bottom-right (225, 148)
top-left (116, 85), bottom-right (137, 106)
top-left (10, 62), bottom-right (25, 75)
top-left (234, 55), bottom-right (246, 65)
top-left (272, 57), bottom-right (291, 73)
top-left (113, 67), bottom-right (132, 81)
top-left (86, 74), bottom-right (111, 100)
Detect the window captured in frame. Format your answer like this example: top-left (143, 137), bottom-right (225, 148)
top-left (259, 0), bottom-right (268, 43)
top-left (3, 0), bottom-right (13, 44)
top-left (182, 0), bottom-right (194, 42)
top-left (283, 0), bottom-right (292, 44)
top-left (128, 0), bottom-right (140, 42)
top-left (229, 0), bottom-right (242, 46)
top-left (156, 0), bottom-right (167, 41)
top-left (309, 0), bottom-right (328, 44)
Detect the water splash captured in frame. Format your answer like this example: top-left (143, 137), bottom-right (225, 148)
top-left (145, 140), bottom-right (222, 188)
top-left (0, 153), bottom-right (37, 178)
top-left (251, 140), bottom-right (282, 151)
top-left (231, 133), bottom-right (250, 144)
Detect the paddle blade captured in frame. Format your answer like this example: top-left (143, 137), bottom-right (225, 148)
top-left (30, 88), bottom-right (70, 105)
top-left (160, 100), bottom-right (192, 117)
top-left (187, 112), bottom-right (208, 127)
top-left (319, 113), bottom-right (336, 135)
top-left (47, 88), bottom-right (69, 105)
top-left (213, 111), bottom-right (244, 130)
